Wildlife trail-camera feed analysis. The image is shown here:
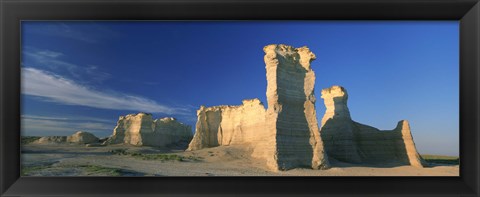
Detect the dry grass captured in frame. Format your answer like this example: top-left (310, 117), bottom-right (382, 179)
top-left (109, 148), bottom-right (201, 162)
top-left (422, 155), bottom-right (459, 165)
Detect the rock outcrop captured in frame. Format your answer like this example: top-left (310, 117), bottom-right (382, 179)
top-left (33, 136), bottom-right (67, 144)
top-left (258, 44), bottom-right (329, 170)
top-left (67, 131), bottom-right (99, 144)
top-left (320, 85), bottom-right (425, 167)
top-left (187, 99), bottom-right (266, 151)
top-left (188, 44), bottom-right (329, 171)
top-left (33, 131), bottom-right (99, 145)
top-left (104, 113), bottom-right (192, 147)
top-left (320, 86), bottom-right (362, 163)
top-left (187, 44), bottom-right (424, 170)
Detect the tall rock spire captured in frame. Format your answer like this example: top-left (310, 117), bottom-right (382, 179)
top-left (262, 44), bottom-right (329, 170)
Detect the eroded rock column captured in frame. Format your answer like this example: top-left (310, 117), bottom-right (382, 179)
top-left (263, 44), bottom-right (329, 170)
top-left (320, 86), bottom-right (362, 163)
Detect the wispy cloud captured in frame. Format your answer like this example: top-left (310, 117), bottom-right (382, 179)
top-left (22, 47), bottom-right (111, 83)
top-left (21, 115), bottom-right (114, 123)
top-left (23, 47), bottom-right (75, 70)
top-left (36, 50), bottom-right (63, 58)
top-left (21, 115), bottom-right (69, 121)
top-left (21, 116), bottom-right (114, 137)
top-left (22, 67), bottom-right (189, 115)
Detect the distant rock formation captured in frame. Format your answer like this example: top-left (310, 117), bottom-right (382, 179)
top-left (104, 113), bottom-right (193, 147)
top-left (33, 131), bottom-right (99, 145)
top-left (67, 131), bottom-right (100, 144)
top-left (34, 136), bottom-right (67, 144)
top-left (320, 85), bottom-right (425, 167)
top-left (187, 99), bottom-right (266, 151)
top-left (188, 44), bottom-right (329, 170)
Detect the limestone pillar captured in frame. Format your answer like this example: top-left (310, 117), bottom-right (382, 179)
top-left (263, 44), bottom-right (329, 170)
top-left (320, 86), bottom-right (362, 163)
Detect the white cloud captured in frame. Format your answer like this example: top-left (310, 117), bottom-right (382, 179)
top-left (21, 115), bottom-right (114, 123)
top-left (36, 50), bottom-right (63, 58)
top-left (21, 115), bottom-right (68, 121)
top-left (22, 67), bottom-right (189, 115)
top-left (23, 47), bottom-right (111, 82)
top-left (24, 50), bottom-right (76, 70)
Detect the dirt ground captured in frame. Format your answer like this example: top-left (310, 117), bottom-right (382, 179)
top-left (21, 144), bottom-right (459, 176)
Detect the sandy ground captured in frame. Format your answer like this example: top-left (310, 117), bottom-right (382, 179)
top-left (21, 144), bottom-right (459, 176)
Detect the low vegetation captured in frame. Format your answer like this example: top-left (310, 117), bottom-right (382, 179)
top-left (422, 155), bottom-right (459, 165)
top-left (109, 149), bottom-right (201, 162)
top-left (76, 164), bottom-right (123, 176)
top-left (21, 136), bottom-right (41, 145)
top-left (21, 165), bottom-right (50, 176)
top-left (21, 164), bottom-right (124, 176)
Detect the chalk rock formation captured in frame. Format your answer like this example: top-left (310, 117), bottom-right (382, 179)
top-left (187, 44), bottom-right (423, 170)
top-left (320, 86), bottom-right (362, 163)
top-left (320, 85), bottom-right (425, 167)
top-left (34, 136), bottom-right (67, 144)
top-left (188, 44), bottom-right (329, 171)
top-left (33, 131), bottom-right (99, 145)
top-left (187, 99), bottom-right (266, 150)
top-left (259, 44), bottom-right (329, 170)
top-left (66, 131), bottom-right (99, 144)
top-left (105, 113), bottom-right (192, 147)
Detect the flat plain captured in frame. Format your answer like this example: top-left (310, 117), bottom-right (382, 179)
top-left (21, 144), bottom-right (459, 176)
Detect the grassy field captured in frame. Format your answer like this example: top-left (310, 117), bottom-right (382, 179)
top-left (21, 164), bottom-right (124, 176)
top-left (21, 136), bottom-right (41, 145)
top-left (109, 148), bottom-right (202, 162)
top-left (421, 155), bottom-right (459, 165)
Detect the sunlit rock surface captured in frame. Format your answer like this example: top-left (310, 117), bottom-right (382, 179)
top-left (186, 44), bottom-right (424, 170)
top-left (187, 99), bottom-right (266, 151)
top-left (67, 131), bottom-right (100, 144)
top-left (188, 44), bottom-right (329, 171)
top-left (33, 131), bottom-right (99, 145)
top-left (105, 113), bottom-right (192, 147)
top-left (259, 44), bottom-right (329, 170)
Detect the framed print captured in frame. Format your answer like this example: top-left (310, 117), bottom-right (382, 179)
top-left (1, 0), bottom-right (479, 196)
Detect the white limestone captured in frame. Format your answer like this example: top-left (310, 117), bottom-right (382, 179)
top-left (320, 85), bottom-right (425, 167)
top-left (105, 113), bottom-right (192, 147)
top-left (187, 99), bottom-right (266, 151)
top-left (188, 44), bottom-right (329, 171)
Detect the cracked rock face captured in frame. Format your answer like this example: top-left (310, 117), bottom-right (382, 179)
top-left (188, 44), bottom-right (329, 171)
top-left (261, 44), bottom-right (329, 170)
top-left (320, 85), bottom-right (425, 167)
top-left (187, 99), bottom-right (266, 151)
top-left (320, 86), bottom-right (362, 163)
top-left (105, 113), bottom-right (192, 147)
top-left (187, 44), bottom-right (424, 171)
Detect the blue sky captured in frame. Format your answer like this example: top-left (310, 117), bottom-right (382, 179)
top-left (21, 21), bottom-right (459, 156)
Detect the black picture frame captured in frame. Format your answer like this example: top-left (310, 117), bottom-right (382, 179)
top-left (1, 0), bottom-right (479, 196)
